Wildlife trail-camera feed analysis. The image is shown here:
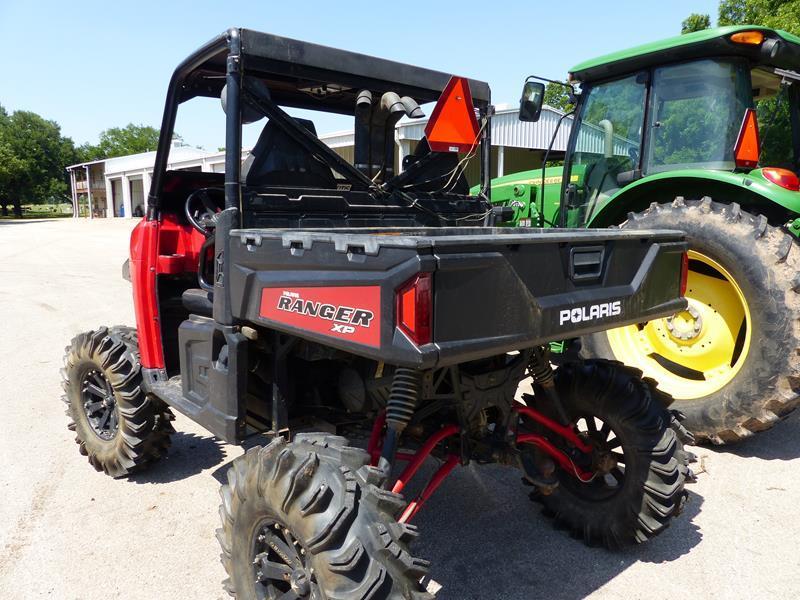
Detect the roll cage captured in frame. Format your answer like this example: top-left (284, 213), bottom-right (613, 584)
top-left (147, 27), bottom-right (493, 221)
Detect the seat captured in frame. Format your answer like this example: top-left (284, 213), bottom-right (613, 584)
top-left (182, 288), bottom-right (213, 317)
top-left (242, 118), bottom-right (336, 189)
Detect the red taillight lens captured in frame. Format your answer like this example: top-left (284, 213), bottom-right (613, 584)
top-left (762, 167), bottom-right (800, 191)
top-left (396, 273), bottom-right (433, 345)
top-left (680, 252), bottom-right (689, 297)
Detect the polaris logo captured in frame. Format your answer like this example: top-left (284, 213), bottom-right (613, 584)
top-left (276, 292), bottom-right (375, 333)
top-left (559, 301), bottom-right (622, 325)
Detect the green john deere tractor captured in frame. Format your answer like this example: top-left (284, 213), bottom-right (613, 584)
top-left (489, 26), bottom-right (800, 444)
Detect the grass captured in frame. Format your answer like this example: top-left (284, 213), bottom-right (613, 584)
top-left (0, 202), bottom-right (77, 220)
top-left (0, 212), bottom-right (73, 220)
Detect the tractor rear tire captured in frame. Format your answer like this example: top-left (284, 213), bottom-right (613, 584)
top-left (217, 434), bottom-right (431, 600)
top-left (583, 198), bottom-right (800, 444)
top-left (61, 326), bottom-right (175, 477)
top-left (531, 359), bottom-right (688, 549)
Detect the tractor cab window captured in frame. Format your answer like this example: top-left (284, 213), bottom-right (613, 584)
top-left (752, 67), bottom-right (799, 171)
top-left (644, 59), bottom-right (751, 174)
top-left (564, 74), bottom-right (646, 226)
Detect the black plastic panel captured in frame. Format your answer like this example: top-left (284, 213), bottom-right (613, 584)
top-left (226, 227), bottom-right (687, 368)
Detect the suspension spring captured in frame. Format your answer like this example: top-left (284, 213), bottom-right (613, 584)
top-left (529, 346), bottom-right (555, 387)
top-left (386, 367), bottom-right (422, 430)
top-left (381, 367), bottom-right (422, 467)
top-left (528, 346), bottom-right (571, 425)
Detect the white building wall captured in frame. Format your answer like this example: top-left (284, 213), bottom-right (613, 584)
top-left (70, 105), bottom-right (567, 217)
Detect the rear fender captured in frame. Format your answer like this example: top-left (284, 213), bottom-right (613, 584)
top-left (589, 170), bottom-right (800, 227)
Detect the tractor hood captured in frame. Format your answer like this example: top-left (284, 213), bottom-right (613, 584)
top-left (477, 166), bottom-right (568, 205)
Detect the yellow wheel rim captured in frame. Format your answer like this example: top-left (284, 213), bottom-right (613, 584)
top-left (606, 250), bottom-right (751, 400)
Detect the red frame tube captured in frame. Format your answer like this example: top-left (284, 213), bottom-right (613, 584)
top-left (367, 411), bottom-right (387, 465)
top-left (364, 400), bottom-right (599, 523)
top-left (367, 412), bottom-right (437, 466)
top-left (513, 403), bottom-right (592, 453)
top-left (399, 454), bottom-right (460, 523)
top-left (391, 424), bottom-right (460, 494)
top-left (516, 433), bottom-right (594, 482)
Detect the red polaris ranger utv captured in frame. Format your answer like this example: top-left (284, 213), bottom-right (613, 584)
top-left (62, 29), bottom-right (693, 599)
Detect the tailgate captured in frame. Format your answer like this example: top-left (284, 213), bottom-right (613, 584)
top-left (431, 230), bottom-right (687, 365)
top-left (228, 227), bottom-right (686, 368)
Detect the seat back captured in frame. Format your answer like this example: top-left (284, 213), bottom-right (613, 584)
top-left (242, 118), bottom-right (336, 189)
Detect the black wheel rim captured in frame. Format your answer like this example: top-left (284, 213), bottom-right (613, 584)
top-left (252, 519), bottom-right (318, 600)
top-left (80, 369), bottom-right (119, 441)
top-left (563, 415), bottom-right (627, 500)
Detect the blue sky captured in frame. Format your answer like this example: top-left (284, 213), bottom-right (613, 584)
top-left (0, 0), bottom-right (719, 151)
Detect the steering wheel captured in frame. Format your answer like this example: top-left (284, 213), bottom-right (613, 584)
top-left (628, 146), bottom-right (639, 165)
top-left (185, 188), bottom-right (224, 235)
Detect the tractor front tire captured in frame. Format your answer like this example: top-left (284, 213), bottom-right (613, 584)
top-left (584, 198), bottom-right (800, 444)
top-left (531, 359), bottom-right (688, 548)
top-left (61, 326), bottom-right (175, 477)
top-left (217, 434), bottom-right (431, 600)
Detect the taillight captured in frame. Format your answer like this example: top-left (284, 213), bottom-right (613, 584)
top-left (396, 273), bottom-right (433, 345)
top-left (680, 252), bottom-right (689, 297)
top-left (762, 167), bottom-right (800, 191)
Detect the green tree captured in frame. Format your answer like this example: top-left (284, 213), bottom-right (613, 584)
top-left (718, 0), bottom-right (800, 30)
top-left (78, 124), bottom-right (184, 162)
top-left (79, 123), bottom-right (160, 161)
top-left (682, 13), bottom-right (711, 33)
top-left (0, 105), bottom-right (77, 217)
top-left (543, 81), bottom-right (574, 113)
top-left (0, 107), bottom-right (27, 216)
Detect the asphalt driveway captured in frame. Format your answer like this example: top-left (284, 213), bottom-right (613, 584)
top-left (1, 218), bottom-right (798, 599)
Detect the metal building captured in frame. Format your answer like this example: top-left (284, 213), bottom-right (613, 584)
top-left (66, 104), bottom-right (573, 218)
top-left (322, 104), bottom-right (572, 185)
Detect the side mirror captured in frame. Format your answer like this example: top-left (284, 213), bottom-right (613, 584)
top-left (519, 81), bottom-right (545, 122)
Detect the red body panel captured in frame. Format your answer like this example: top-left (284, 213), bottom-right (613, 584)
top-left (129, 215), bottom-right (205, 369)
top-left (259, 285), bottom-right (381, 348)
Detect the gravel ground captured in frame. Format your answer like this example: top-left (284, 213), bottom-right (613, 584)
top-left (1, 218), bottom-right (799, 599)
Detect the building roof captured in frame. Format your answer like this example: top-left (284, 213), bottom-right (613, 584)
top-left (66, 146), bottom-right (216, 175)
top-left (318, 104), bottom-right (572, 152)
top-left (66, 158), bottom-right (107, 170)
top-left (103, 146), bottom-right (209, 175)
top-left (396, 104), bottom-right (571, 151)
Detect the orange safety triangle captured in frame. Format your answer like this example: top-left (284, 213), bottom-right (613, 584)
top-left (424, 76), bottom-right (480, 153)
top-left (734, 108), bottom-right (760, 168)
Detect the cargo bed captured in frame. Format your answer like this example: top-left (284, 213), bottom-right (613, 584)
top-left (227, 226), bottom-right (687, 368)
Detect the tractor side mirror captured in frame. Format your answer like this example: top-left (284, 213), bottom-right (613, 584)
top-left (519, 81), bottom-right (545, 122)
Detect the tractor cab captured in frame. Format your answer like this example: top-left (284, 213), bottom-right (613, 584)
top-left (519, 26), bottom-right (800, 228)
top-left (498, 25), bottom-right (800, 445)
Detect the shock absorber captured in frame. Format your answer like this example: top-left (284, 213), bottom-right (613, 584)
top-left (380, 367), bottom-right (422, 466)
top-left (528, 346), bottom-right (571, 425)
